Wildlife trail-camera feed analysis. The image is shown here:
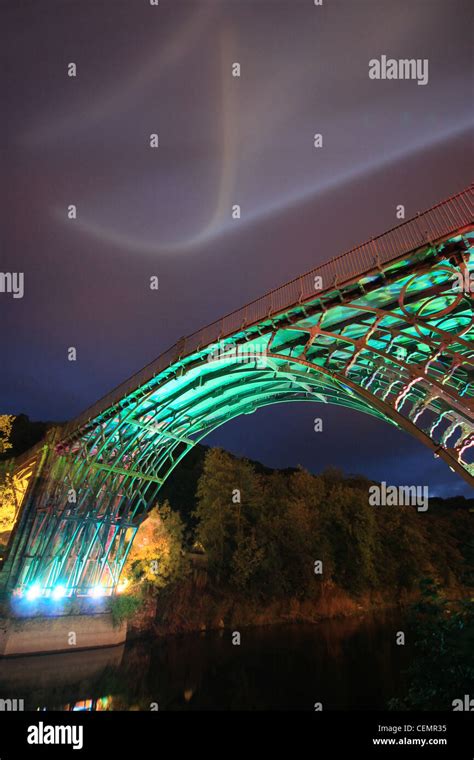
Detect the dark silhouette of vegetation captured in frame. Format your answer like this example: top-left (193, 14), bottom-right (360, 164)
top-left (389, 579), bottom-right (474, 710)
top-left (0, 414), bottom-right (51, 461)
top-left (193, 448), bottom-right (472, 602)
top-left (109, 593), bottom-right (143, 627)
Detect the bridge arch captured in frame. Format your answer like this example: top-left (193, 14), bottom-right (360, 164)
top-left (1, 188), bottom-right (472, 598)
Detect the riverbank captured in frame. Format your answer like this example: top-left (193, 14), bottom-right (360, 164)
top-left (126, 577), bottom-right (424, 640)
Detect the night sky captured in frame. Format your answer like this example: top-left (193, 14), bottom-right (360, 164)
top-left (1, 0), bottom-right (473, 496)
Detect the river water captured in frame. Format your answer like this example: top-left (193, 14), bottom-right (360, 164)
top-left (0, 610), bottom-right (412, 711)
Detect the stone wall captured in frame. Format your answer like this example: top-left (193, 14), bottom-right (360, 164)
top-left (0, 613), bottom-right (127, 657)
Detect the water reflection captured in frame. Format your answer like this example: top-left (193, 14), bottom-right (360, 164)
top-left (67, 697), bottom-right (111, 712)
top-left (0, 610), bottom-right (410, 711)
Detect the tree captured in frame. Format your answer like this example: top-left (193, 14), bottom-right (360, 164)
top-left (0, 415), bottom-right (14, 456)
top-left (0, 416), bottom-right (16, 546)
top-left (123, 501), bottom-right (188, 591)
top-left (0, 475), bottom-right (17, 537)
top-left (324, 484), bottom-right (379, 594)
top-left (231, 530), bottom-right (265, 590)
top-left (265, 468), bottom-right (328, 597)
top-left (375, 504), bottom-right (430, 592)
top-left (389, 580), bottom-right (474, 710)
top-left (194, 448), bottom-right (264, 586)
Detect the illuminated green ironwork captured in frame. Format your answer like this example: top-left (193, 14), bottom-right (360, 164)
top-left (1, 187), bottom-right (472, 598)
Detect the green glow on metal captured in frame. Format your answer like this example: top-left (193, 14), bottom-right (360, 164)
top-left (2, 190), bottom-right (472, 598)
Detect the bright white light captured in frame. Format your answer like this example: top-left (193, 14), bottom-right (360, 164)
top-left (90, 585), bottom-right (105, 598)
top-left (25, 584), bottom-right (41, 601)
top-left (52, 585), bottom-right (66, 600)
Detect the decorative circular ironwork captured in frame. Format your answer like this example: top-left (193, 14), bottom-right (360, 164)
top-left (399, 265), bottom-right (473, 342)
top-left (399, 265), bottom-right (465, 321)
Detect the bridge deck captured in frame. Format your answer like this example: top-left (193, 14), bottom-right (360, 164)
top-left (61, 186), bottom-right (473, 442)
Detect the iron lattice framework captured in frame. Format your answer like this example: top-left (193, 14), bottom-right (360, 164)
top-left (1, 187), bottom-right (473, 598)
